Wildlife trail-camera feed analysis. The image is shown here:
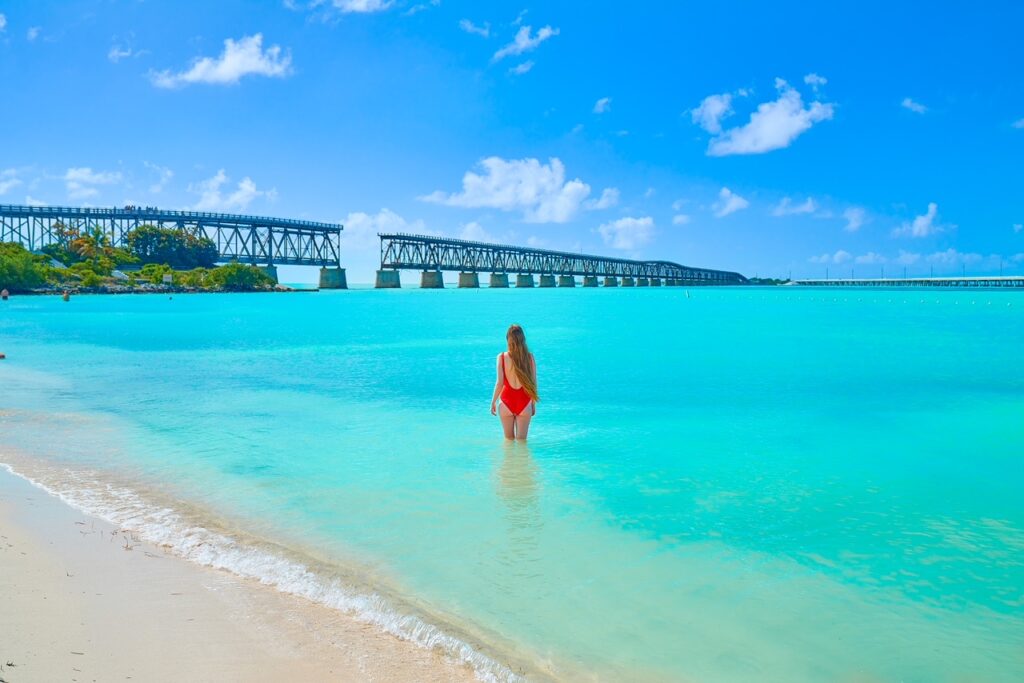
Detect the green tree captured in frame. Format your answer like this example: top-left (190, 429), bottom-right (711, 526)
top-left (206, 263), bottom-right (274, 291)
top-left (0, 242), bottom-right (49, 291)
top-left (126, 225), bottom-right (218, 269)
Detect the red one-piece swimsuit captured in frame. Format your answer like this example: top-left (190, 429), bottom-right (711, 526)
top-left (500, 353), bottom-right (533, 416)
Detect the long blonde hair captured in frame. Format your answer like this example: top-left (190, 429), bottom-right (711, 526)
top-left (506, 324), bottom-right (539, 402)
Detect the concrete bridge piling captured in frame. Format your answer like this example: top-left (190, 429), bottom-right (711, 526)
top-left (421, 271), bottom-right (445, 288)
top-left (603, 276), bottom-right (618, 287)
top-left (375, 269), bottom-right (401, 288)
top-left (583, 276), bottom-right (599, 287)
top-left (558, 275), bottom-right (576, 287)
top-left (637, 277), bottom-right (650, 287)
top-left (319, 267), bottom-right (348, 289)
top-left (539, 274), bottom-right (556, 287)
top-left (516, 274), bottom-right (535, 288)
top-left (622, 276), bottom-right (635, 287)
top-left (259, 265), bottom-right (279, 284)
top-left (458, 272), bottom-right (480, 288)
top-left (489, 273), bottom-right (509, 288)
top-left (650, 277), bottom-right (661, 287)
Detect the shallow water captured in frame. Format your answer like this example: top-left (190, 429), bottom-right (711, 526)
top-left (2, 287), bottom-right (1023, 681)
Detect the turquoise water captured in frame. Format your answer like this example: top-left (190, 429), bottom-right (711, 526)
top-left (1, 287), bottom-right (1023, 681)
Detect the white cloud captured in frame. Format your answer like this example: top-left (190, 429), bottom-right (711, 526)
top-left (25, 195), bottom-right (47, 207)
top-left (64, 167), bottom-right (123, 200)
top-left (459, 221), bottom-right (497, 243)
top-left (333, 0), bottom-right (393, 12)
top-left (27, 26), bottom-right (40, 42)
top-left (672, 214), bottom-right (691, 225)
top-left (150, 34), bottom-right (292, 88)
top-left (926, 248), bottom-right (982, 267)
top-left (809, 250), bottom-right (852, 265)
top-left (584, 187), bottom-right (619, 210)
top-left (1014, 223), bottom-right (1023, 233)
top-left (0, 169), bottom-right (22, 195)
top-left (901, 97), bottom-right (927, 114)
top-left (804, 73), bottom-right (827, 91)
top-left (771, 196), bottom-right (817, 216)
top-left (0, 14), bottom-right (6, 32)
top-left (459, 19), bottom-right (490, 37)
top-left (843, 207), bottom-right (866, 232)
top-left (404, 0), bottom-right (439, 16)
top-left (526, 235), bottom-right (547, 248)
top-left (896, 250), bottom-right (921, 265)
top-left (643, 187), bottom-right (656, 199)
top-left (144, 162), bottom-right (174, 194)
top-left (598, 216), bottom-right (653, 250)
top-left (493, 25), bottom-right (559, 61)
top-left (189, 169), bottom-right (275, 211)
top-left (671, 199), bottom-right (688, 211)
top-left (702, 79), bottom-right (834, 156)
top-left (712, 187), bottom-right (749, 217)
top-left (593, 97), bottom-right (611, 114)
top-left (108, 45), bottom-right (134, 63)
top-left (420, 156), bottom-right (592, 223)
top-left (1013, 118), bottom-right (1024, 129)
top-left (341, 208), bottom-right (425, 249)
top-left (892, 202), bottom-right (951, 238)
top-left (509, 60), bottom-right (533, 75)
top-left (855, 252), bottom-right (886, 265)
top-left (690, 93), bottom-right (733, 134)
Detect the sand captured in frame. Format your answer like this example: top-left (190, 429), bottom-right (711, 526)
top-left (0, 468), bottom-right (478, 682)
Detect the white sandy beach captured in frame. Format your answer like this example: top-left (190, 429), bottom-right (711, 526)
top-left (0, 467), bottom-right (477, 683)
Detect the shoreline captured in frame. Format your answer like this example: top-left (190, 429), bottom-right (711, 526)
top-left (0, 464), bottom-right (485, 683)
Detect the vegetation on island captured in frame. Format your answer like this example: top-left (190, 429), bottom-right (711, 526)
top-left (0, 223), bottom-right (276, 294)
top-left (746, 277), bottom-right (792, 286)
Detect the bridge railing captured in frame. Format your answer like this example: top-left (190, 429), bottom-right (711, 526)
top-left (0, 204), bottom-right (341, 232)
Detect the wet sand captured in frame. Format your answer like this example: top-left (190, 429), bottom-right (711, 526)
top-left (0, 468), bottom-right (477, 682)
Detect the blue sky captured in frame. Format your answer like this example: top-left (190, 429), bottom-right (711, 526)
top-left (1, 0), bottom-right (1022, 283)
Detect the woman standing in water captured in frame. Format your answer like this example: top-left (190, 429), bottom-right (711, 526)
top-left (490, 324), bottom-right (539, 440)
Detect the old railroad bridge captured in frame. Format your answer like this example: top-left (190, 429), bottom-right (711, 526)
top-left (1, 203), bottom-right (750, 289)
top-left (376, 233), bottom-right (748, 287)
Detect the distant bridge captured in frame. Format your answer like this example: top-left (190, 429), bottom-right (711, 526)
top-left (376, 233), bottom-right (747, 288)
top-left (0, 204), bottom-right (343, 268)
top-left (794, 277), bottom-right (1024, 288)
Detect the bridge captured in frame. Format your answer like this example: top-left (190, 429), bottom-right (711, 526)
top-left (0, 204), bottom-right (347, 286)
top-left (375, 233), bottom-right (747, 288)
top-left (793, 277), bottom-right (1024, 288)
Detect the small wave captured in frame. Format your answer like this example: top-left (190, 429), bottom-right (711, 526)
top-left (1, 460), bottom-right (528, 683)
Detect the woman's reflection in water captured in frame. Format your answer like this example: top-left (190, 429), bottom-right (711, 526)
top-left (495, 440), bottom-right (542, 578)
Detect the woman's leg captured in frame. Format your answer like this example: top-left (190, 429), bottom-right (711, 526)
top-left (497, 402), bottom-right (517, 440)
top-left (513, 402), bottom-right (534, 440)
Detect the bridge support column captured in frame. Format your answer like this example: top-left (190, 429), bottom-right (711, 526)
top-left (650, 277), bottom-right (661, 287)
top-left (259, 265), bottom-right (278, 284)
top-left (516, 274), bottom-right (535, 288)
top-left (603, 276), bottom-right (618, 287)
top-left (458, 272), bottom-right (480, 288)
top-left (558, 275), bottom-right (576, 287)
top-left (375, 269), bottom-right (401, 288)
top-left (421, 270), bottom-right (445, 288)
top-left (637, 277), bottom-right (650, 287)
top-left (539, 274), bottom-right (556, 287)
top-left (489, 273), bottom-right (509, 288)
top-left (582, 276), bottom-right (599, 287)
top-left (319, 267), bottom-right (347, 289)
top-left (621, 276), bottom-right (635, 287)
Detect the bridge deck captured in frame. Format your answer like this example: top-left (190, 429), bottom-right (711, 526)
top-left (0, 204), bottom-right (342, 266)
top-left (794, 277), bottom-right (1024, 288)
top-left (379, 233), bottom-right (746, 283)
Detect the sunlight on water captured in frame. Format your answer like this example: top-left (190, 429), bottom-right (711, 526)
top-left (2, 287), bottom-right (1023, 681)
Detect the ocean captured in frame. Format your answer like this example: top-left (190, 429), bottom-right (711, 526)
top-left (1, 286), bottom-right (1022, 681)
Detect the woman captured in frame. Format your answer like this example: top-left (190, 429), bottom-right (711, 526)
top-left (490, 324), bottom-right (539, 440)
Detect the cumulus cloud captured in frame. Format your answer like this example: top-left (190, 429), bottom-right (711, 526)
top-left (901, 97), bottom-right (927, 114)
top-left (64, 167), bottom-right (123, 200)
top-left (699, 78), bottom-right (834, 156)
top-left (459, 221), bottom-right (497, 243)
top-left (593, 97), bottom-right (611, 114)
top-left (926, 248), bottom-right (982, 267)
top-left (150, 34), bottom-right (292, 88)
top-left (509, 60), bottom-right (533, 75)
top-left (584, 187), bottom-right (619, 210)
top-left (420, 156), bottom-right (592, 223)
top-left (333, 0), bottom-right (393, 12)
top-left (672, 214), bottom-right (691, 225)
top-left (809, 250), bottom-right (852, 265)
top-left (27, 26), bottom-right (40, 41)
top-left (144, 161), bottom-right (174, 194)
top-left (108, 45), bottom-right (134, 62)
top-left (855, 252), bottom-right (886, 265)
top-left (404, 0), bottom-right (439, 15)
top-left (25, 195), bottom-right (47, 207)
top-left (341, 208), bottom-right (425, 249)
top-left (598, 216), bottom-right (653, 250)
top-left (690, 93), bottom-right (733, 134)
top-left (459, 19), bottom-right (490, 37)
top-left (804, 73), bottom-right (827, 91)
top-left (843, 207), bottom-right (866, 232)
top-left (896, 250), bottom-right (921, 265)
top-left (0, 14), bottom-right (6, 32)
top-left (891, 202), bottom-right (951, 238)
top-left (0, 169), bottom-right (22, 195)
top-left (772, 196), bottom-right (817, 216)
top-left (189, 169), bottom-right (275, 211)
top-left (493, 25), bottom-right (559, 61)
top-left (712, 187), bottom-right (749, 217)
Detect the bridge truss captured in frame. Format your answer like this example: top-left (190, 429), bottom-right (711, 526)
top-left (0, 204), bottom-right (342, 266)
top-left (379, 233), bottom-right (747, 284)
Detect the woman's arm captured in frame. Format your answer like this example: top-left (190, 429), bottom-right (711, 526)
top-left (530, 353), bottom-right (538, 415)
top-left (490, 353), bottom-right (504, 415)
